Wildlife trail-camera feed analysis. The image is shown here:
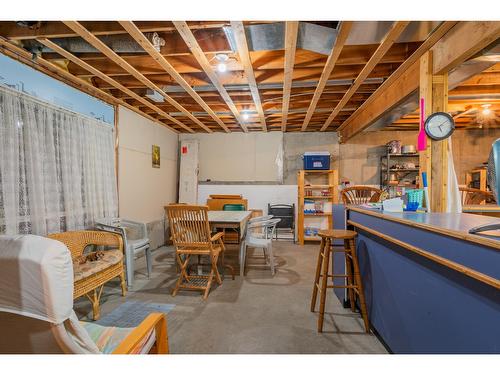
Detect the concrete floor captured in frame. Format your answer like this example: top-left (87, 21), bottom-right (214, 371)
top-left (76, 241), bottom-right (387, 354)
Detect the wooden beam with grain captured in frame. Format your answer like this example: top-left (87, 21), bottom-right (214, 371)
top-left (230, 21), bottom-right (267, 131)
top-left (120, 21), bottom-right (230, 133)
top-left (337, 21), bottom-right (498, 141)
top-left (432, 21), bottom-right (500, 75)
top-left (281, 21), bottom-right (299, 132)
top-left (172, 21), bottom-right (248, 132)
top-left (36, 38), bottom-right (191, 133)
top-left (301, 21), bottom-right (353, 131)
top-left (63, 21), bottom-right (211, 133)
top-left (320, 21), bottom-right (410, 132)
top-left (0, 36), bottom-right (179, 133)
top-left (0, 21), bottom-right (227, 40)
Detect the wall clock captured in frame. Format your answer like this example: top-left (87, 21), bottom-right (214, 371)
top-left (424, 112), bottom-right (455, 141)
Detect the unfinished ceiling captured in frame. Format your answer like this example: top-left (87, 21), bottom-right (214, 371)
top-left (383, 63), bottom-right (500, 131)
top-left (0, 21), bottom-right (498, 133)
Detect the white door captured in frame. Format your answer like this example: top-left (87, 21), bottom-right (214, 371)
top-left (178, 140), bottom-right (199, 204)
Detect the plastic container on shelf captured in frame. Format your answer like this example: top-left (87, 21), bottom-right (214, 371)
top-left (303, 151), bottom-right (331, 170)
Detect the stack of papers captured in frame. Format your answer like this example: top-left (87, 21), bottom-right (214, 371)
top-left (382, 198), bottom-right (404, 212)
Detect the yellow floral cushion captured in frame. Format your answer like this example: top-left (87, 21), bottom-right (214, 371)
top-left (73, 250), bottom-right (123, 282)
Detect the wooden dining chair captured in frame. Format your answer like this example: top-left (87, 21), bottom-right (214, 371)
top-left (341, 186), bottom-right (383, 205)
top-left (459, 186), bottom-right (495, 205)
top-left (165, 204), bottom-right (226, 300)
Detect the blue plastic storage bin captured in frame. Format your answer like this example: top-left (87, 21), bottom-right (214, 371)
top-left (303, 151), bottom-right (331, 170)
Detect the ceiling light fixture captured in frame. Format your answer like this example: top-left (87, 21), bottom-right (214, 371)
top-left (215, 53), bottom-right (229, 73)
top-left (242, 111), bottom-right (250, 121)
top-left (482, 104), bottom-right (492, 116)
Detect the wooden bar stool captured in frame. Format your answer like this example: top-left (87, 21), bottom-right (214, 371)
top-left (310, 229), bottom-right (370, 333)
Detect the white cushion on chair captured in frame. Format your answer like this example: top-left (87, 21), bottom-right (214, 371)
top-left (0, 235), bottom-right (74, 324)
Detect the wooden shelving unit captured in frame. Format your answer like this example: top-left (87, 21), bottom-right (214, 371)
top-left (465, 168), bottom-right (487, 190)
top-left (297, 169), bottom-right (338, 245)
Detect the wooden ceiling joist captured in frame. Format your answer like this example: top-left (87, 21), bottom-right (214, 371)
top-left (0, 21), bottom-right (228, 41)
top-left (281, 21), bottom-right (299, 132)
top-left (36, 38), bottom-right (191, 133)
top-left (0, 36), bottom-right (179, 133)
top-left (432, 21), bottom-right (500, 75)
top-left (301, 21), bottom-right (353, 131)
top-left (120, 21), bottom-right (230, 133)
top-left (320, 21), bottom-right (410, 132)
top-left (63, 21), bottom-right (212, 133)
top-left (172, 21), bottom-right (248, 132)
top-left (230, 21), bottom-right (267, 132)
top-left (338, 21), bottom-right (495, 141)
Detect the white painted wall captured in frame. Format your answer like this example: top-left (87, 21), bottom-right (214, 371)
top-left (198, 184), bottom-right (297, 213)
top-left (180, 132), bottom-right (283, 182)
top-left (117, 106), bottom-right (178, 247)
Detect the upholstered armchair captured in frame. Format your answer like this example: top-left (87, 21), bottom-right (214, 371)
top-left (0, 235), bottom-right (168, 354)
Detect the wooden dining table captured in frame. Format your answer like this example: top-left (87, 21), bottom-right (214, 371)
top-left (208, 210), bottom-right (252, 276)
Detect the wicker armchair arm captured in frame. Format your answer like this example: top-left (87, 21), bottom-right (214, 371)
top-left (210, 232), bottom-right (224, 242)
top-left (112, 313), bottom-right (169, 354)
top-left (48, 230), bottom-right (124, 259)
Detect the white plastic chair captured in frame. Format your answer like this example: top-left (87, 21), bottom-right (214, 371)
top-left (95, 218), bottom-right (152, 289)
top-left (0, 234), bottom-right (168, 354)
top-left (241, 218), bottom-right (281, 276)
top-left (248, 214), bottom-right (274, 224)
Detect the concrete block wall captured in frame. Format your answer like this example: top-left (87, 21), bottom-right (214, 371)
top-left (283, 132), bottom-right (339, 184)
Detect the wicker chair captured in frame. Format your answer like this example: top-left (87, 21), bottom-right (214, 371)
top-left (459, 186), bottom-right (495, 205)
top-left (165, 204), bottom-right (225, 300)
top-left (341, 186), bottom-right (383, 205)
top-left (47, 230), bottom-right (126, 320)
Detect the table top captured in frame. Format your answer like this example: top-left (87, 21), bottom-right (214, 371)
top-left (348, 206), bottom-right (500, 250)
top-left (207, 210), bottom-right (252, 223)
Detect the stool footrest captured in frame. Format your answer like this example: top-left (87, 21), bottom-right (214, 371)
top-left (319, 274), bottom-right (349, 278)
top-left (315, 282), bottom-right (360, 290)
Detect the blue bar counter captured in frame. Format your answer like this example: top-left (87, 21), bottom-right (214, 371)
top-left (346, 207), bottom-right (500, 354)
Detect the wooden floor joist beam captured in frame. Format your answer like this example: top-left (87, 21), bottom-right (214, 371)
top-left (301, 21), bottom-right (353, 131)
top-left (120, 21), bottom-right (230, 133)
top-left (172, 21), bottom-right (248, 132)
top-left (63, 21), bottom-right (212, 133)
top-left (230, 21), bottom-right (267, 132)
top-left (320, 21), bottom-right (410, 132)
top-left (36, 38), bottom-right (189, 133)
top-left (0, 36), bottom-right (179, 133)
top-left (281, 21), bottom-right (299, 132)
top-left (338, 21), bottom-right (457, 142)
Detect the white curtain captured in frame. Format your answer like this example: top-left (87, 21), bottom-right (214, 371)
top-left (0, 86), bottom-right (118, 235)
top-left (446, 138), bottom-right (462, 213)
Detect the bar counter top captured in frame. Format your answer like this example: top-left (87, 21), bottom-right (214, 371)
top-left (348, 206), bottom-right (500, 251)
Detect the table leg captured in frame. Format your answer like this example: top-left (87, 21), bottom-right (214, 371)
top-left (239, 240), bottom-right (246, 277)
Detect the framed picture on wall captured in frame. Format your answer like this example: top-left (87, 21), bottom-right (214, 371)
top-left (152, 145), bottom-right (160, 168)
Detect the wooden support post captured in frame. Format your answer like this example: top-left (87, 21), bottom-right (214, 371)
top-left (419, 51), bottom-right (449, 212)
top-left (430, 74), bottom-right (449, 212)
